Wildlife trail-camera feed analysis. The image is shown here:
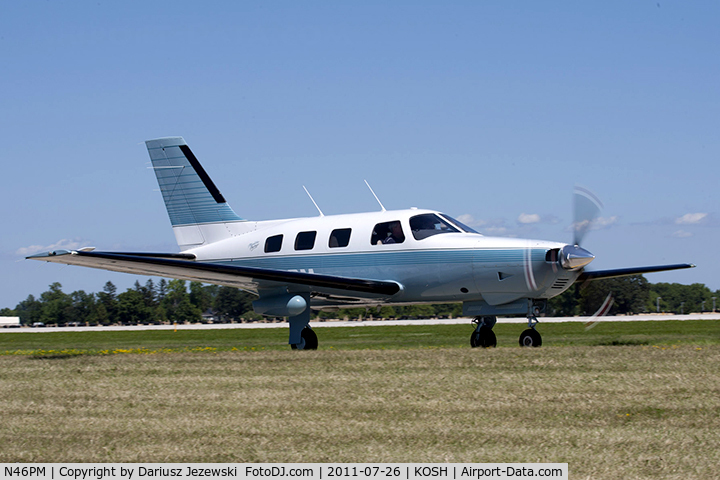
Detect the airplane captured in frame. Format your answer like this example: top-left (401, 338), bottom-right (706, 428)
top-left (28, 137), bottom-right (694, 349)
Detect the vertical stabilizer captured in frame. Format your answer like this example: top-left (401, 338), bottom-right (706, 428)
top-left (145, 137), bottom-right (246, 249)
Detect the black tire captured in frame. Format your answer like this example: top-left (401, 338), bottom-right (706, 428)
top-left (518, 328), bottom-right (542, 347)
top-left (470, 326), bottom-right (497, 348)
top-left (291, 327), bottom-right (318, 350)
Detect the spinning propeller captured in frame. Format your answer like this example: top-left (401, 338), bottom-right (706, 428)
top-left (567, 186), bottom-right (615, 323)
top-left (559, 186), bottom-right (602, 271)
top-left (523, 186), bottom-right (600, 293)
top-left (572, 185), bottom-right (603, 247)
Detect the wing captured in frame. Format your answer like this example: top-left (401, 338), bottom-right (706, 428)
top-left (27, 250), bottom-right (402, 298)
top-left (577, 263), bottom-right (695, 282)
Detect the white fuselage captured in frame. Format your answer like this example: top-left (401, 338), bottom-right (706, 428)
top-left (180, 208), bottom-right (577, 310)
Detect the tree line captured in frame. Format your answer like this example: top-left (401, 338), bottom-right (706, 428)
top-left (1, 276), bottom-right (718, 326)
top-left (547, 275), bottom-right (719, 316)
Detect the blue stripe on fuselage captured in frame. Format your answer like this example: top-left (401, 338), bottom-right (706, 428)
top-left (203, 248), bottom-right (546, 273)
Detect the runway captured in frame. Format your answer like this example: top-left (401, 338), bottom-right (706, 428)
top-left (4, 313), bottom-right (719, 333)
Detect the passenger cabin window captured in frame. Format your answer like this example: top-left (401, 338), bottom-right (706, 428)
top-left (410, 214), bottom-right (460, 240)
top-left (329, 228), bottom-right (352, 248)
top-left (265, 234), bottom-right (283, 253)
top-left (294, 231), bottom-right (317, 251)
top-left (371, 221), bottom-right (405, 245)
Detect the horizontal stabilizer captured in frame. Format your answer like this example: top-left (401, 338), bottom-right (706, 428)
top-left (577, 263), bottom-right (695, 283)
top-left (27, 250), bottom-right (402, 297)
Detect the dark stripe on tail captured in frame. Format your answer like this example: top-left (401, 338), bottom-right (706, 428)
top-left (179, 144), bottom-right (226, 204)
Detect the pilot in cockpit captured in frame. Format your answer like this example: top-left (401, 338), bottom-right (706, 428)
top-left (383, 221), bottom-right (405, 244)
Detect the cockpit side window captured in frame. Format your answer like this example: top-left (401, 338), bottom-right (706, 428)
top-left (371, 221), bottom-right (405, 245)
top-left (410, 214), bottom-right (460, 240)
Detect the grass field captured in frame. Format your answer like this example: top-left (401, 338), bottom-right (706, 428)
top-left (1, 320), bottom-right (719, 479)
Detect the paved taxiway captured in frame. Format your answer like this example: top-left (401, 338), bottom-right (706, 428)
top-left (4, 313), bottom-right (719, 333)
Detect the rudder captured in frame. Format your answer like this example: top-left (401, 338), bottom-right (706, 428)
top-left (145, 137), bottom-right (245, 249)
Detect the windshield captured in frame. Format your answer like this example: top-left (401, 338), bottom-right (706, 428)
top-left (439, 214), bottom-right (479, 234)
top-left (409, 214), bottom-right (460, 240)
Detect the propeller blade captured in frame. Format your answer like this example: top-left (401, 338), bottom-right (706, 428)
top-left (573, 186), bottom-right (603, 246)
top-left (585, 292), bottom-right (614, 330)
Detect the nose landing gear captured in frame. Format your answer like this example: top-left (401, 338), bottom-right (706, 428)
top-left (519, 313), bottom-right (542, 347)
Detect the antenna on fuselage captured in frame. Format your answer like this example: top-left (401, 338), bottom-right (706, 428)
top-left (303, 186), bottom-right (324, 217)
top-left (364, 180), bottom-right (386, 212)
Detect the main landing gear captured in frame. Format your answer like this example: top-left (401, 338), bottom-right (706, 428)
top-left (470, 316), bottom-right (497, 348)
top-left (291, 326), bottom-right (318, 350)
top-left (286, 295), bottom-right (318, 350)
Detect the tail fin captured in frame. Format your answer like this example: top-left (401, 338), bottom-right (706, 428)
top-left (145, 137), bottom-right (246, 249)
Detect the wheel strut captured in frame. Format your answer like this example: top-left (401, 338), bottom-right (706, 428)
top-left (519, 315), bottom-right (542, 347)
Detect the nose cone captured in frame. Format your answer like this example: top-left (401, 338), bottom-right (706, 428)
top-left (560, 245), bottom-right (595, 270)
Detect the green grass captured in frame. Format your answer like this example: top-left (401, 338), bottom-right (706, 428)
top-left (0, 320), bottom-right (719, 478)
top-left (2, 320), bottom-right (719, 355)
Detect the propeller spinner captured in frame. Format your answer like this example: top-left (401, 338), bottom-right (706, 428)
top-left (560, 244), bottom-right (595, 270)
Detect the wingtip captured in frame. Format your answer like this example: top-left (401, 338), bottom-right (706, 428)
top-left (26, 249), bottom-right (74, 260)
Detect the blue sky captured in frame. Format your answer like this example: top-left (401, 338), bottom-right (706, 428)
top-left (2, 1), bottom-right (718, 308)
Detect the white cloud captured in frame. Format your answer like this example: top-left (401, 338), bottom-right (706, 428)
top-left (675, 213), bottom-right (707, 225)
top-left (593, 216), bottom-right (619, 229)
top-left (671, 230), bottom-right (693, 238)
top-left (517, 213), bottom-right (540, 224)
top-left (456, 214), bottom-right (514, 236)
top-left (455, 214), bottom-right (486, 228)
top-left (16, 238), bottom-right (88, 257)
top-left (571, 216), bottom-right (618, 234)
